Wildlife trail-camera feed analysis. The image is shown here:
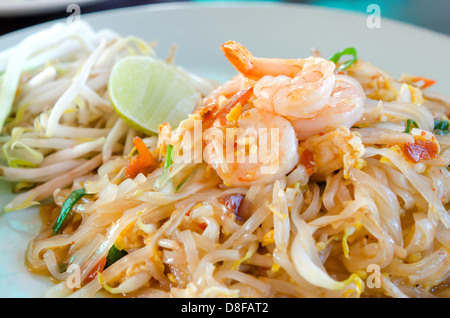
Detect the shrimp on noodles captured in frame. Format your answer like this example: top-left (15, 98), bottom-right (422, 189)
top-left (203, 107), bottom-right (299, 187)
top-left (220, 40), bottom-right (366, 140)
top-left (290, 75), bottom-right (366, 140)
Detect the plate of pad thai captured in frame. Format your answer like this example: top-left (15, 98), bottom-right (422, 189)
top-left (0, 2), bottom-right (450, 298)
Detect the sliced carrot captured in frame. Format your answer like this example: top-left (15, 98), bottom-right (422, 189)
top-left (125, 136), bottom-right (155, 179)
top-left (411, 76), bottom-right (436, 89)
top-left (85, 257), bottom-right (107, 284)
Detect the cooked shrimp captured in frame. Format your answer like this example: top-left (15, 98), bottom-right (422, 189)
top-left (290, 75), bottom-right (366, 140)
top-left (220, 41), bottom-right (366, 140)
top-left (220, 40), bottom-right (336, 118)
top-left (203, 108), bottom-right (299, 187)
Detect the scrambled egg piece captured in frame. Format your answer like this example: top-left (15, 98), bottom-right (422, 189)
top-left (225, 103), bottom-right (243, 125)
top-left (114, 222), bottom-right (148, 251)
top-left (397, 83), bottom-right (424, 105)
top-left (301, 126), bottom-right (366, 180)
top-left (262, 229), bottom-right (275, 247)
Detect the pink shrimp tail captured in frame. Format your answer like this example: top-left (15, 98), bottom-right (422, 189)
top-left (220, 40), bottom-right (256, 78)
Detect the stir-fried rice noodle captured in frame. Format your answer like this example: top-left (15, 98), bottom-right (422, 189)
top-left (1, 22), bottom-right (450, 298)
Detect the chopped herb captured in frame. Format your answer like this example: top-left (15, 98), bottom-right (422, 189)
top-left (176, 174), bottom-right (190, 191)
top-left (434, 119), bottom-right (449, 131)
top-left (329, 47), bottom-right (358, 71)
top-left (433, 119), bottom-right (449, 135)
top-left (125, 136), bottom-right (154, 179)
top-left (434, 130), bottom-right (450, 136)
top-left (105, 245), bottom-right (128, 268)
top-left (405, 119), bottom-right (419, 134)
top-left (52, 189), bottom-right (86, 235)
top-left (153, 144), bottom-right (175, 192)
top-left (164, 144), bottom-right (174, 171)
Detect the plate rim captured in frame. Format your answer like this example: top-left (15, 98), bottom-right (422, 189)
top-left (1, 1), bottom-right (450, 43)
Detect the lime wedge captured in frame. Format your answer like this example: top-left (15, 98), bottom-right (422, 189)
top-left (108, 55), bottom-right (200, 134)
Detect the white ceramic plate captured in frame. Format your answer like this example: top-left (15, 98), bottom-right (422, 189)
top-left (0, 0), bottom-right (104, 17)
top-left (0, 2), bottom-right (449, 298)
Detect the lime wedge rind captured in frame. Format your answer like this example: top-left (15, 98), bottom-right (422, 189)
top-left (108, 55), bottom-right (201, 134)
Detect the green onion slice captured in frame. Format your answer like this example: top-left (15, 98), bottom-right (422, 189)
top-left (153, 144), bottom-right (175, 191)
top-left (405, 119), bottom-right (419, 134)
top-left (330, 47), bottom-right (358, 71)
top-left (52, 189), bottom-right (86, 235)
top-left (434, 119), bottom-right (450, 135)
top-left (434, 119), bottom-right (449, 132)
top-left (105, 245), bottom-right (128, 268)
top-left (176, 174), bottom-right (190, 191)
top-left (164, 144), bottom-right (174, 171)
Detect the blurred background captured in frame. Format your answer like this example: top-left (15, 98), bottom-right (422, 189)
top-left (0, 0), bottom-right (449, 37)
